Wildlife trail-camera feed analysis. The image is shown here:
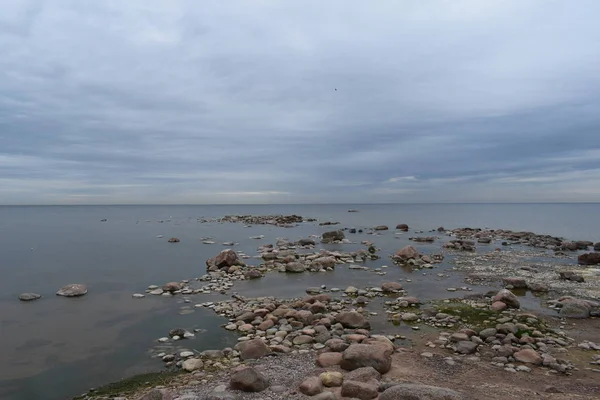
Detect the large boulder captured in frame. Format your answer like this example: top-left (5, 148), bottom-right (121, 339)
top-left (341, 380), bottom-right (379, 400)
top-left (213, 249), bottom-right (241, 269)
top-left (381, 282), bottom-right (403, 293)
top-left (559, 300), bottom-right (591, 319)
top-left (340, 344), bottom-right (392, 374)
top-left (229, 367), bottom-right (269, 392)
top-left (162, 282), bottom-right (182, 292)
top-left (299, 376), bottom-right (323, 396)
top-left (393, 245), bottom-right (419, 261)
top-left (237, 339), bottom-right (270, 360)
top-left (492, 289), bottom-right (520, 309)
top-left (334, 311), bottom-right (370, 329)
top-left (379, 384), bottom-right (462, 400)
top-left (396, 224), bottom-right (409, 231)
top-left (345, 366), bottom-right (381, 382)
top-left (514, 349), bottom-right (542, 365)
top-left (56, 284), bottom-right (87, 297)
top-left (321, 230), bottom-right (345, 243)
top-left (594, 243), bottom-right (600, 251)
top-left (578, 252), bottom-right (600, 265)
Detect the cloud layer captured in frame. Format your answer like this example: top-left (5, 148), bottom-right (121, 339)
top-left (1, 0), bottom-right (600, 204)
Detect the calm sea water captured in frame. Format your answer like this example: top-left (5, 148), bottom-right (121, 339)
top-left (0, 203), bottom-right (598, 400)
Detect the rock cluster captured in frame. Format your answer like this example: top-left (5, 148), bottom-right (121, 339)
top-left (391, 245), bottom-right (444, 268)
top-left (218, 214), bottom-right (305, 227)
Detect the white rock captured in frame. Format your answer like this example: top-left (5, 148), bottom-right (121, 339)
top-left (149, 289), bottom-right (163, 295)
top-left (132, 293), bottom-right (145, 298)
top-left (180, 351), bottom-right (195, 358)
top-left (158, 337), bottom-right (169, 343)
top-left (182, 358), bottom-right (204, 372)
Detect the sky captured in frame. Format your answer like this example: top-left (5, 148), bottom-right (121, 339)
top-left (1, 0), bottom-right (600, 205)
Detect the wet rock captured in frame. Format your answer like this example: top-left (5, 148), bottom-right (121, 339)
top-left (320, 371), bottom-right (343, 387)
top-left (334, 311), bottom-right (371, 329)
top-left (167, 237), bottom-right (180, 243)
top-left (244, 269), bottom-right (262, 280)
top-left (527, 282), bottom-right (549, 292)
top-left (393, 245), bottom-right (419, 261)
top-left (297, 238), bottom-right (316, 246)
top-left (299, 376), bottom-right (323, 396)
top-left (341, 380), bottom-right (379, 400)
top-left (18, 293), bottom-right (41, 301)
top-left (396, 224), bottom-right (409, 231)
top-left (381, 282), bottom-right (403, 293)
top-left (374, 225), bottom-right (389, 231)
top-left (285, 262), bottom-right (306, 273)
top-left (492, 289), bottom-right (520, 309)
top-left (514, 349), bottom-right (542, 365)
top-left (559, 271), bottom-right (585, 282)
top-left (321, 230), bottom-right (345, 243)
top-left (237, 339), bottom-right (270, 360)
top-left (56, 284), bottom-right (87, 297)
top-left (410, 236), bottom-right (436, 243)
top-left (503, 278), bottom-right (527, 288)
top-left (578, 252), bottom-right (600, 265)
top-left (379, 384), bottom-right (462, 400)
top-left (211, 249), bottom-right (242, 270)
top-left (340, 344), bottom-right (392, 374)
top-left (162, 282), bottom-right (182, 292)
top-left (229, 367), bottom-right (269, 392)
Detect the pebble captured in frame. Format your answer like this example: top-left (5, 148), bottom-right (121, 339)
top-left (132, 293), bottom-right (145, 298)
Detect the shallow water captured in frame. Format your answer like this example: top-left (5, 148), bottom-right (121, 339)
top-left (0, 203), bottom-right (599, 400)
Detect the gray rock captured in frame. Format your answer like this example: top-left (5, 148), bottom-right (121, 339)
top-left (285, 262), bottom-right (306, 273)
top-left (455, 341), bottom-right (478, 355)
top-left (299, 376), bottom-right (323, 396)
top-left (559, 302), bottom-right (590, 319)
top-left (56, 284), bottom-right (88, 297)
top-left (492, 289), bottom-right (520, 309)
top-left (237, 339), bottom-right (270, 360)
top-left (322, 230), bottom-right (345, 243)
top-left (380, 383), bottom-right (462, 400)
top-left (312, 392), bottom-right (337, 400)
top-left (18, 293), bottom-right (41, 301)
top-left (341, 380), bottom-right (379, 400)
top-left (340, 344), bottom-right (392, 374)
top-left (229, 367), bottom-right (269, 392)
top-left (334, 311), bottom-right (371, 329)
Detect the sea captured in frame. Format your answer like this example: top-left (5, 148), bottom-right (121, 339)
top-left (1, 203), bottom-right (599, 400)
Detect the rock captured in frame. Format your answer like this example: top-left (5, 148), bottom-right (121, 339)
top-left (167, 237), bottom-right (180, 243)
top-left (492, 289), bottom-right (520, 309)
top-left (393, 246), bottom-right (419, 261)
top-left (559, 301), bottom-right (591, 319)
top-left (559, 271), bottom-right (585, 282)
top-left (527, 282), bottom-right (549, 292)
top-left (169, 328), bottom-right (186, 337)
top-left (334, 311), bottom-right (371, 329)
top-left (285, 262), bottom-right (306, 273)
top-left (514, 349), bottom-right (542, 365)
top-left (595, 243), bottom-right (600, 251)
top-left (182, 358), bottom-right (204, 372)
top-left (299, 376), bottom-right (323, 396)
top-left (56, 284), bottom-right (88, 297)
top-left (206, 390), bottom-right (238, 400)
top-left (162, 282), bottom-right (182, 292)
top-left (213, 249), bottom-right (241, 269)
top-left (503, 278), bottom-right (527, 288)
top-left (341, 380), bottom-right (379, 400)
top-left (150, 289), bottom-right (164, 295)
top-left (136, 389), bottom-right (174, 400)
top-left (478, 237), bottom-right (492, 244)
top-left (491, 301), bottom-right (507, 311)
top-left (578, 252), bottom-right (600, 265)
top-left (325, 338), bottom-right (350, 352)
top-left (312, 393), bottom-right (336, 400)
top-left (132, 293), bottom-right (145, 298)
top-left (396, 224), bottom-right (409, 231)
top-left (292, 335), bottom-right (314, 345)
top-left (479, 328), bottom-right (497, 339)
top-left (237, 339), bottom-right (270, 360)
top-left (374, 225), bottom-right (389, 231)
top-left (345, 366), bottom-right (381, 382)
top-left (340, 344), bottom-right (392, 374)
top-left (244, 269), bottom-right (262, 279)
top-left (18, 293), bottom-right (41, 301)
top-left (297, 238), bottom-right (316, 246)
top-left (455, 341), bottom-right (478, 355)
top-left (379, 384), bottom-right (462, 400)
top-left (316, 352), bottom-right (343, 367)
top-left (320, 371), bottom-right (343, 387)
top-left (229, 367), bottom-right (269, 392)
top-left (321, 230), bottom-right (345, 243)
top-left (381, 282), bottom-right (403, 293)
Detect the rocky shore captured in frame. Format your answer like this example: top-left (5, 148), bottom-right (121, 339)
top-left (71, 218), bottom-right (600, 400)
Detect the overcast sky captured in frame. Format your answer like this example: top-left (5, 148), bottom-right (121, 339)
top-left (1, 0), bottom-right (600, 204)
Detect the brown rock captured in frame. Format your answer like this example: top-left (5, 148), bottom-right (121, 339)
top-left (316, 352), bottom-right (343, 367)
top-left (341, 380), bottom-right (379, 400)
top-left (393, 245), bottom-right (419, 261)
top-left (514, 348), bottom-right (542, 365)
top-left (396, 224), bottom-right (409, 231)
top-left (162, 282), bottom-right (182, 292)
top-left (299, 376), bottom-right (323, 396)
top-left (237, 339), bottom-right (270, 360)
top-left (578, 252), bottom-right (600, 265)
top-left (334, 311), bottom-right (370, 329)
top-left (340, 344), bottom-right (392, 374)
top-left (503, 277), bottom-right (527, 288)
top-left (214, 249), bottom-right (240, 268)
top-left (491, 301), bottom-right (507, 311)
top-left (381, 282), bottom-right (403, 293)
top-left (325, 338), bottom-right (350, 352)
top-left (492, 289), bottom-right (520, 309)
top-left (345, 366), bottom-right (381, 382)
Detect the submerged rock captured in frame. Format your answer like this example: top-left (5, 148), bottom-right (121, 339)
top-left (56, 284), bottom-right (87, 297)
top-left (19, 293), bottom-right (41, 301)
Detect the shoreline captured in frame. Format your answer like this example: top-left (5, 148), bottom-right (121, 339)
top-left (63, 218), bottom-right (599, 399)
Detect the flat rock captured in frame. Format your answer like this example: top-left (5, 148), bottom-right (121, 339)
top-left (18, 293), bottom-right (41, 301)
top-left (56, 284), bottom-right (87, 297)
top-left (316, 352), bottom-right (343, 367)
top-left (514, 349), bottom-right (542, 365)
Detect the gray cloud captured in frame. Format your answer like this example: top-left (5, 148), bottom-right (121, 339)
top-left (1, 0), bottom-right (600, 204)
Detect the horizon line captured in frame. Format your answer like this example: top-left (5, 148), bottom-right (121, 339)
top-left (1, 201), bottom-right (600, 206)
